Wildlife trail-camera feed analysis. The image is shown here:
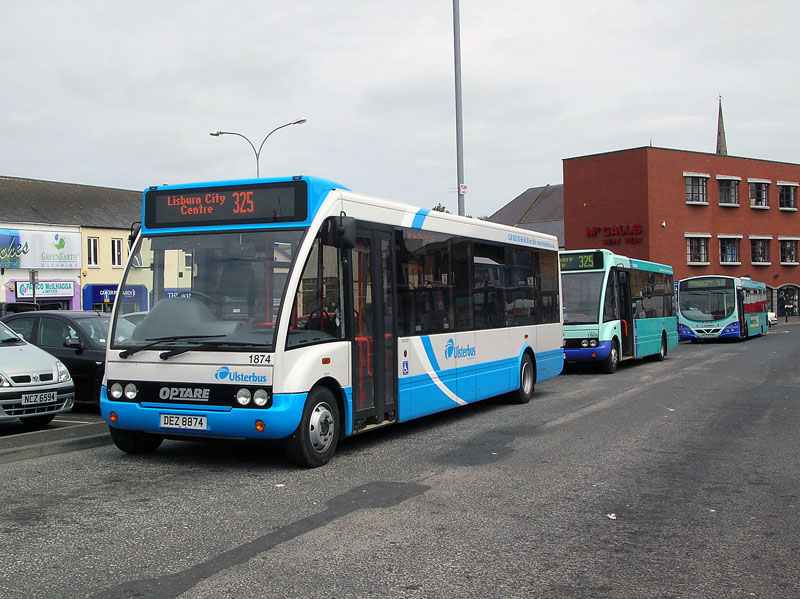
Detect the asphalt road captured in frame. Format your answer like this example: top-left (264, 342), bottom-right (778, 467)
top-left (1, 328), bottom-right (798, 599)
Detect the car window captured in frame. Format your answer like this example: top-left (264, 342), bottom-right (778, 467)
top-left (40, 318), bottom-right (80, 348)
top-left (79, 317), bottom-right (112, 346)
top-left (5, 317), bottom-right (36, 340)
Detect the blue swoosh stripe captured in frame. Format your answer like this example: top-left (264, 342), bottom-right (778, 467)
top-left (411, 208), bottom-right (430, 230)
top-left (420, 336), bottom-right (442, 372)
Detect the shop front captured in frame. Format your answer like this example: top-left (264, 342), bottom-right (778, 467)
top-left (82, 284), bottom-right (148, 314)
top-left (11, 280), bottom-right (79, 310)
top-left (1, 225), bottom-right (82, 309)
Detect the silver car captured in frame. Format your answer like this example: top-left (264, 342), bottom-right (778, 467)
top-left (0, 320), bottom-right (75, 428)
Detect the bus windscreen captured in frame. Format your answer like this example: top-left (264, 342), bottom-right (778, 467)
top-left (145, 180), bottom-right (307, 228)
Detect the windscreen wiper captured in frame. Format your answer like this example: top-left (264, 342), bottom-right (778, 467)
top-left (159, 340), bottom-right (268, 360)
top-left (119, 335), bottom-right (226, 359)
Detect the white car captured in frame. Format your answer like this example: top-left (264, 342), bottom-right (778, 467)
top-left (768, 311), bottom-right (778, 326)
top-left (0, 321), bottom-right (75, 428)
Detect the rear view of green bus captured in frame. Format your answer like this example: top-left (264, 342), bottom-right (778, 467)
top-left (560, 250), bottom-right (679, 373)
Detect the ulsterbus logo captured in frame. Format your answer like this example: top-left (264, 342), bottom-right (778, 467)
top-left (444, 338), bottom-right (476, 360)
top-left (214, 366), bottom-right (268, 384)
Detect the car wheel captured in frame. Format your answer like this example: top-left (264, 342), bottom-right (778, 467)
top-left (510, 353), bottom-right (535, 404)
top-left (110, 427), bottom-right (163, 454)
top-left (20, 415), bottom-right (55, 429)
top-left (603, 339), bottom-right (619, 374)
top-left (286, 386), bottom-right (340, 468)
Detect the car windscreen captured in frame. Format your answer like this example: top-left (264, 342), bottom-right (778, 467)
top-left (562, 271), bottom-right (605, 325)
top-left (110, 229), bottom-right (305, 351)
top-left (0, 321), bottom-right (22, 343)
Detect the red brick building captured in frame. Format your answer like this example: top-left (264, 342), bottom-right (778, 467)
top-left (564, 146), bottom-right (800, 314)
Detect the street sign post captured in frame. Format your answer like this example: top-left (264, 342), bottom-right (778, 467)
top-left (29, 270), bottom-right (38, 306)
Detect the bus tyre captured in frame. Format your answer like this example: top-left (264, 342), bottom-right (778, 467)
top-left (287, 387), bottom-right (340, 468)
top-left (655, 335), bottom-right (667, 361)
top-left (512, 353), bottom-right (535, 404)
top-left (20, 415), bottom-right (55, 429)
top-left (603, 340), bottom-right (619, 374)
top-left (110, 427), bottom-right (163, 454)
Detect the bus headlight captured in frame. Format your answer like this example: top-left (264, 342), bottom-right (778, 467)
top-left (581, 339), bottom-right (589, 347)
top-left (236, 388), bottom-right (252, 406)
top-left (110, 383), bottom-right (124, 399)
top-left (253, 389), bottom-right (269, 407)
top-left (124, 383), bottom-right (138, 400)
top-left (589, 339), bottom-right (598, 347)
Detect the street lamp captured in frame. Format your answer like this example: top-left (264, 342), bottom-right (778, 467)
top-left (210, 118), bottom-right (307, 177)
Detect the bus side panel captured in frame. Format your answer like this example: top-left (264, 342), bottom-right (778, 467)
top-left (633, 317), bottom-right (677, 356)
top-left (397, 327), bottom-right (540, 422)
top-left (535, 322), bottom-right (565, 382)
top-left (632, 317), bottom-right (663, 357)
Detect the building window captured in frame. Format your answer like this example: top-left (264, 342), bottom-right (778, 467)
top-left (749, 182), bottom-right (769, 208)
top-left (684, 177), bottom-right (708, 204)
top-left (718, 180), bottom-right (739, 206)
top-left (751, 239), bottom-right (771, 264)
top-left (779, 185), bottom-right (797, 210)
top-left (111, 238), bottom-right (123, 267)
top-left (686, 237), bottom-right (709, 264)
top-left (780, 240), bottom-right (799, 265)
top-left (719, 238), bottom-right (740, 264)
top-left (87, 237), bottom-right (99, 267)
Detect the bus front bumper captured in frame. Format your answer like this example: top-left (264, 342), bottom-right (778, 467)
top-left (564, 341), bottom-right (612, 362)
top-left (100, 386), bottom-right (306, 440)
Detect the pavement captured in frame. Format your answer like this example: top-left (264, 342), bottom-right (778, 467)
top-left (0, 325), bottom-right (798, 598)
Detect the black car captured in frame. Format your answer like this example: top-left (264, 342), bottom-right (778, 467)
top-left (0, 311), bottom-right (132, 406)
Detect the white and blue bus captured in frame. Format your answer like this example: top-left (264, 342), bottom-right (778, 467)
top-left (102, 176), bottom-right (563, 466)
top-left (560, 249), bottom-right (678, 373)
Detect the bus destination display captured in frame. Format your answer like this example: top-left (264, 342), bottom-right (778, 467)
top-left (682, 277), bottom-right (733, 290)
top-left (145, 181), bottom-right (307, 228)
top-left (560, 251), bottom-right (603, 271)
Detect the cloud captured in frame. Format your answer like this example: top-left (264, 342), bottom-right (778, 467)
top-left (1, 0), bottom-right (798, 218)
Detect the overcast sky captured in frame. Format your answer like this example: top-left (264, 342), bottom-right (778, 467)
top-left (2, 1), bottom-right (799, 217)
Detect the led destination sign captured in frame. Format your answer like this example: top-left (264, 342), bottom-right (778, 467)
top-left (145, 181), bottom-right (307, 228)
top-left (560, 251), bottom-right (604, 271)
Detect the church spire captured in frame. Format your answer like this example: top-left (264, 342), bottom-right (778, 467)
top-left (716, 96), bottom-right (728, 156)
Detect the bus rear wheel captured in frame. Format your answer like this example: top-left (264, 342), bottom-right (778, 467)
top-left (110, 428), bottom-right (163, 454)
top-left (286, 386), bottom-right (340, 468)
top-left (654, 335), bottom-right (667, 361)
top-left (603, 340), bottom-right (619, 374)
top-left (511, 353), bottom-right (535, 404)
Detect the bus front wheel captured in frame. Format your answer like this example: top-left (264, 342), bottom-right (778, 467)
top-left (603, 340), bottom-right (619, 374)
top-left (110, 428), bottom-right (163, 454)
top-left (286, 386), bottom-right (341, 468)
top-left (511, 353), bottom-right (535, 404)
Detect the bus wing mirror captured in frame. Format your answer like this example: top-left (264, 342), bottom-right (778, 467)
top-left (129, 221), bottom-right (141, 249)
top-left (323, 216), bottom-right (356, 249)
top-left (338, 216), bottom-right (356, 249)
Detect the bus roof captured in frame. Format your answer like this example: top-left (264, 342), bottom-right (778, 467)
top-left (679, 275), bottom-right (767, 290)
top-left (559, 249), bottom-right (673, 275)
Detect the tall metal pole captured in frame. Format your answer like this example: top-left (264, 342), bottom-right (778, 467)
top-left (453, 0), bottom-right (465, 216)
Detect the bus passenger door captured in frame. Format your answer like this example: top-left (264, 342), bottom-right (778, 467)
top-left (616, 269), bottom-right (634, 358)
top-left (350, 226), bottom-right (397, 431)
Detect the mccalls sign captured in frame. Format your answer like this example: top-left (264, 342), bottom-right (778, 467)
top-left (585, 224), bottom-right (644, 247)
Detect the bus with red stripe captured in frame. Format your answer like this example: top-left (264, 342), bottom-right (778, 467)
top-left (677, 276), bottom-right (769, 341)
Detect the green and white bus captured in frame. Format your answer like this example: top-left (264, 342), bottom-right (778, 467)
top-left (560, 249), bottom-right (678, 373)
top-left (677, 276), bottom-right (769, 341)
